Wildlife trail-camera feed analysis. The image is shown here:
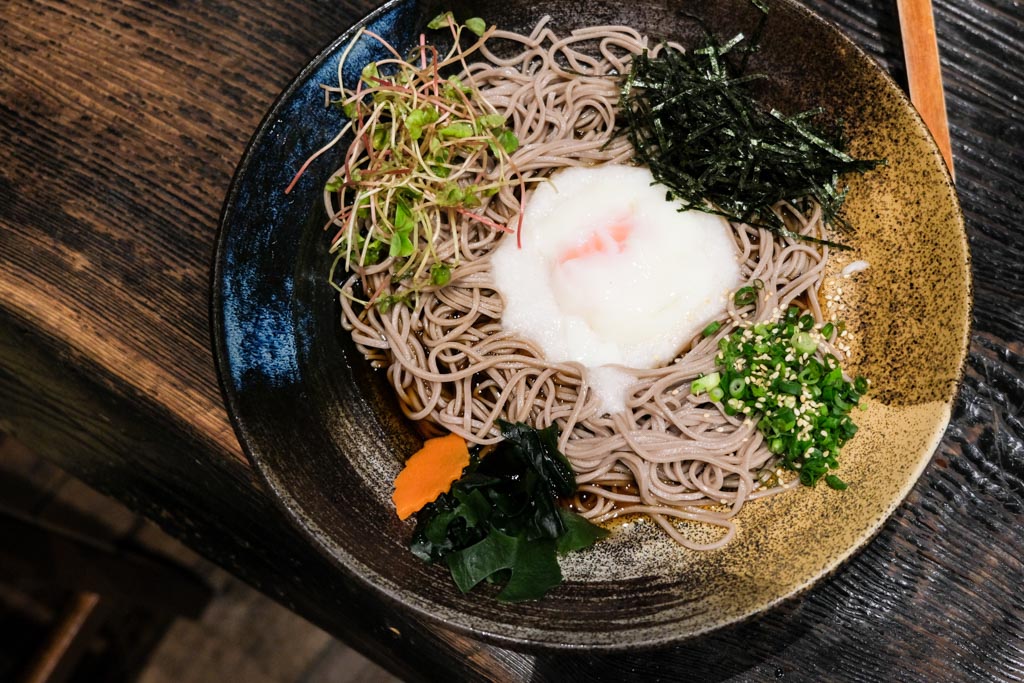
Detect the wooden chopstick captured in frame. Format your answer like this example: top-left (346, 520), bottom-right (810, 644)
top-left (896, 0), bottom-right (955, 180)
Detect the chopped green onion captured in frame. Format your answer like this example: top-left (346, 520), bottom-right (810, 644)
top-left (791, 331), bottom-right (818, 355)
top-left (691, 372), bottom-right (721, 395)
top-left (703, 313), bottom-right (866, 490)
top-left (734, 286), bottom-right (757, 306)
top-left (825, 475), bottom-right (848, 490)
top-left (777, 380), bottom-right (802, 395)
top-left (702, 321), bottom-right (723, 337)
top-left (798, 363), bottom-right (823, 384)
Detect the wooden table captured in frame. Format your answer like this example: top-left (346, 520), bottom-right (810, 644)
top-left (2, 0), bottom-right (1021, 680)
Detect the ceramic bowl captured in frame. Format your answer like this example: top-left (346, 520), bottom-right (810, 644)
top-left (212, 0), bottom-right (970, 650)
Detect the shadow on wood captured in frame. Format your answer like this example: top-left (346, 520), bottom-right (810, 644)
top-left (0, 484), bottom-right (213, 683)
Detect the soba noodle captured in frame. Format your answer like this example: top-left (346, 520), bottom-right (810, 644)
top-left (332, 19), bottom-right (841, 550)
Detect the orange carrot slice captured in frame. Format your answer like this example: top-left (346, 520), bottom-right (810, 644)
top-left (392, 433), bottom-right (471, 520)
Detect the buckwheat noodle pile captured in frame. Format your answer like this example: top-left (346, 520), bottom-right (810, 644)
top-left (334, 19), bottom-right (836, 550)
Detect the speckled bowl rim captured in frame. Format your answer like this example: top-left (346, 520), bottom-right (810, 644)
top-left (212, 0), bottom-right (971, 652)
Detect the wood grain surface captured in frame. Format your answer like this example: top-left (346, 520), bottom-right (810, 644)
top-left (1, 0), bottom-right (1022, 680)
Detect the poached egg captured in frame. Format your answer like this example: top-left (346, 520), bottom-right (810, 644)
top-left (491, 164), bottom-right (741, 414)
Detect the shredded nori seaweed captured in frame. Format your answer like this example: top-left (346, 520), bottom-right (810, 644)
top-left (619, 32), bottom-right (882, 248)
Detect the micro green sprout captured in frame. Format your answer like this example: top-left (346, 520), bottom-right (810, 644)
top-left (287, 13), bottom-right (523, 305)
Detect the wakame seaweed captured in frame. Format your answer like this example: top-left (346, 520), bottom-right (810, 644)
top-left (619, 32), bottom-right (881, 246)
top-left (410, 420), bottom-right (608, 602)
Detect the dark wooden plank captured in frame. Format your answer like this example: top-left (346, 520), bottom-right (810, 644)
top-left (0, 434), bottom-right (71, 514)
top-left (0, 0), bottom-right (374, 463)
top-left (0, 315), bottom-right (529, 683)
top-left (1, 0), bottom-right (1022, 680)
top-left (0, 508), bottom-right (212, 618)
